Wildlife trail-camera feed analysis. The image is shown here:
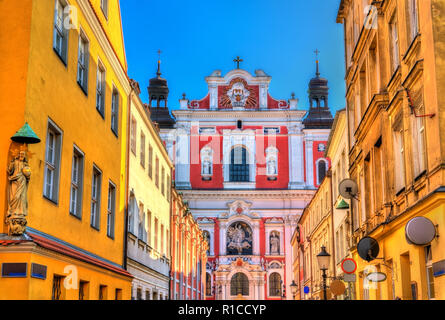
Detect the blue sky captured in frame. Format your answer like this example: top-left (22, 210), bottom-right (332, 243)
top-left (120, 0), bottom-right (346, 112)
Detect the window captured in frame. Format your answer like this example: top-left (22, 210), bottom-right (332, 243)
top-left (100, 0), bottom-right (108, 18)
top-left (128, 194), bottom-right (135, 234)
top-left (269, 273), bottom-right (282, 297)
top-left (147, 210), bottom-right (152, 245)
top-left (161, 167), bottom-right (165, 196)
top-left (410, 87), bottom-right (427, 178)
top-left (99, 285), bottom-right (107, 300)
top-left (53, 0), bottom-right (69, 64)
top-left (373, 138), bottom-right (384, 210)
top-left (155, 157), bottom-right (159, 188)
top-left (140, 132), bottom-right (145, 168)
top-left (230, 147), bottom-right (249, 182)
top-left (111, 88), bottom-right (119, 135)
top-left (77, 32), bottom-right (89, 94)
top-left (425, 245), bottom-right (435, 299)
top-left (52, 275), bottom-right (64, 300)
top-left (90, 166), bottom-right (102, 230)
top-left (79, 281), bottom-right (89, 300)
top-left (161, 224), bottom-right (164, 254)
top-left (393, 117), bottom-right (406, 193)
top-left (138, 203), bottom-right (145, 240)
top-left (44, 120), bottom-right (62, 203)
top-left (317, 159), bottom-right (328, 185)
top-left (148, 145), bottom-right (153, 178)
top-left (389, 13), bottom-right (400, 74)
top-left (96, 63), bottom-right (105, 116)
top-left (107, 181), bottom-right (116, 239)
top-left (406, 0), bottom-right (419, 44)
top-left (115, 289), bottom-right (122, 300)
top-left (70, 146), bottom-right (84, 218)
top-left (166, 174), bottom-right (171, 201)
top-left (154, 218), bottom-right (159, 251)
top-left (230, 273), bottom-right (249, 296)
top-left (130, 116), bottom-right (137, 155)
top-left (206, 273), bottom-right (212, 296)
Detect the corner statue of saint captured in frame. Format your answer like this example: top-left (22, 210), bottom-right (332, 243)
top-left (6, 150), bottom-right (31, 235)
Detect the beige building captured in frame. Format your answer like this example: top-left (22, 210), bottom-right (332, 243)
top-left (337, 0), bottom-right (445, 300)
top-left (126, 80), bottom-right (173, 300)
top-left (297, 173), bottom-right (335, 300)
top-left (325, 109), bottom-right (354, 299)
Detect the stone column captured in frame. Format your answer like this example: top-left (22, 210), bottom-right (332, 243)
top-left (305, 138), bottom-right (314, 188)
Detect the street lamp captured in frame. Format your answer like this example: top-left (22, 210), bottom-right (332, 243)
top-left (290, 281), bottom-right (298, 300)
top-left (316, 246), bottom-right (331, 301)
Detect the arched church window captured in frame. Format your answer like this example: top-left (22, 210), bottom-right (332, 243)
top-left (269, 231), bottom-right (280, 255)
top-left (317, 159), bottom-right (328, 185)
top-left (230, 146), bottom-right (249, 182)
top-left (265, 147), bottom-right (278, 180)
top-left (200, 147), bottom-right (213, 181)
top-left (269, 273), bottom-right (282, 297)
top-left (203, 230), bottom-right (211, 255)
top-left (230, 273), bottom-right (249, 296)
top-left (226, 221), bottom-right (253, 255)
top-left (206, 273), bottom-right (212, 296)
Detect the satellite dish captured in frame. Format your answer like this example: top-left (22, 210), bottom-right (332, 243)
top-left (405, 217), bottom-right (436, 246)
top-left (357, 236), bottom-right (380, 262)
top-left (339, 179), bottom-right (358, 200)
top-left (366, 272), bottom-right (387, 283)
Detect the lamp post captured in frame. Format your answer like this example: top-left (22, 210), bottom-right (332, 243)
top-left (290, 280), bottom-right (298, 300)
top-left (316, 246), bottom-right (331, 301)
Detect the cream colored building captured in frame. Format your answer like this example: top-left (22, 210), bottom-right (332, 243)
top-left (126, 81), bottom-right (173, 300)
top-left (325, 109), bottom-right (354, 299)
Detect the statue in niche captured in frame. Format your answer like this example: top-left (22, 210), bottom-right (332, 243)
top-left (203, 231), bottom-right (211, 255)
top-left (202, 160), bottom-right (212, 175)
top-left (227, 222), bottom-right (253, 255)
top-left (7, 150), bottom-right (31, 235)
top-left (267, 158), bottom-right (277, 176)
top-left (270, 232), bottom-right (280, 255)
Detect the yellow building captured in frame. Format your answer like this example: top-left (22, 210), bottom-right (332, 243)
top-left (297, 173), bottom-right (335, 300)
top-left (126, 78), bottom-right (174, 300)
top-left (0, 0), bottom-right (132, 299)
top-left (337, 0), bottom-right (445, 300)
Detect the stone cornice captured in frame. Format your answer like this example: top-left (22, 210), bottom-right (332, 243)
top-left (178, 189), bottom-right (316, 201)
top-left (172, 110), bottom-right (307, 120)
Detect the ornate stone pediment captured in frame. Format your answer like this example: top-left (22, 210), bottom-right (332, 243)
top-left (227, 200), bottom-right (252, 216)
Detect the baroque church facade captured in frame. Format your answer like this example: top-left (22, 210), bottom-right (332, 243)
top-left (149, 59), bottom-right (334, 300)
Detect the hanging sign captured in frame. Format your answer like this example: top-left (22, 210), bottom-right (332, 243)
top-left (341, 258), bottom-right (357, 274)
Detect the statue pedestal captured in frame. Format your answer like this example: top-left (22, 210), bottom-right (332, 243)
top-left (8, 215), bottom-right (27, 236)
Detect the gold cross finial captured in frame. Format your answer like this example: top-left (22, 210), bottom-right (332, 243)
top-left (234, 56), bottom-right (243, 69)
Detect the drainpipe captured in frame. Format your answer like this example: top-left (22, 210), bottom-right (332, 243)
top-left (123, 88), bottom-right (134, 270)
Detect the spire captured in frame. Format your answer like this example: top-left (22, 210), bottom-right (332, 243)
top-left (314, 49), bottom-right (320, 77)
top-left (156, 49), bottom-right (162, 77)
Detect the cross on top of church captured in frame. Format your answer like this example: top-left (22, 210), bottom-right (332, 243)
top-left (314, 49), bottom-right (320, 77)
top-left (234, 56), bottom-right (243, 69)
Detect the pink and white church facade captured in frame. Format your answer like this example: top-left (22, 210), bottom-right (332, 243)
top-left (150, 61), bottom-right (334, 300)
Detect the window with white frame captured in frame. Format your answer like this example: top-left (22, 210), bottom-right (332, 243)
top-left (140, 132), bottom-right (145, 168)
top-left (44, 120), bottom-right (62, 203)
top-left (77, 32), bottom-right (89, 94)
top-left (107, 181), bottom-right (116, 239)
top-left (96, 63), bottom-right (105, 116)
top-left (316, 159), bottom-right (328, 185)
top-left (138, 203), bottom-right (145, 240)
top-left (410, 87), bottom-right (427, 178)
top-left (200, 147), bottom-right (213, 179)
top-left (70, 146), bottom-right (84, 218)
top-left (406, 0), bottom-right (419, 44)
top-left (265, 147), bottom-right (278, 180)
top-left (111, 88), bottom-right (119, 136)
top-left (389, 13), bottom-right (400, 74)
top-left (90, 166), bottom-right (102, 230)
top-left (128, 194), bottom-right (135, 234)
top-left (161, 167), bottom-right (165, 196)
top-left (148, 145), bottom-right (153, 179)
top-left (130, 116), bottom-right (137, 155)
top-left (53, 0), bottom-right (69, 64)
